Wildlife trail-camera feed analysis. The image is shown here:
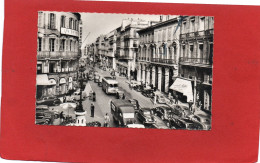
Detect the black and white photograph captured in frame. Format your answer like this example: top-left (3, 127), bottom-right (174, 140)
top-left (36, 12), bottom-right (214, 130)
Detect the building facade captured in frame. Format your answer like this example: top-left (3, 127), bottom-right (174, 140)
top-left (178, 16), bottom-right (214, 112)
top-left (137, 16), bottom-right (180, 93)
top-left (36, 11), bottom-right (81, 99)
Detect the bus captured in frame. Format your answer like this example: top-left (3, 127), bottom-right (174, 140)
top-left (102, 76), bottom-right (119, 94)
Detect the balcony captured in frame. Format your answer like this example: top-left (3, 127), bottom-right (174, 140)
top-left (151, 58), bottom-right (176, 64)
top-left (37, 51), bottom-right (79, 60)
top-left (179, 57), bottom-right (213, 67)
top-left (118, 55), bottom-right (133, 60)
top-left (124, 35), bottom-right (134, 40)
top-left (180, 29), bottom-right (214, 39)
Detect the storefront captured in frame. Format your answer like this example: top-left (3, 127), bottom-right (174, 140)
top-left (170, 78), bottom-right (193, 103)
top-left (36, 74), bottom-right (56, 99)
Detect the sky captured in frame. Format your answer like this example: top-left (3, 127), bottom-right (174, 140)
top-left (80, 13), bottom-right (162, 49)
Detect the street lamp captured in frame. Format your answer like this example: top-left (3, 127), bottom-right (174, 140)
top-left (74, 65), bottom-right (87, 126)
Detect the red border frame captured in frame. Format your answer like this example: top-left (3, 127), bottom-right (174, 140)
top-left (1, 0), bottom-right (260, 162)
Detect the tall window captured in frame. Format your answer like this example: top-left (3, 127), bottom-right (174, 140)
top-left (198, 44), bottom-right (204, 58)
top-left (182, 45), bottom-right (186, 58)
top-left (182, 22), bottom-right (186, 33)
top-left (38, 37), bottom-right (42, 51)
top-left (199, 17), bottom-right (205, 31)
top-left (49, 13), bottom-right (56, 29)
top-left (61, 16), bottom-right (66, 28)
top-left (75, 20), bottom-right (78, 30)
top-left (70, 40), bottom-right (72, 51)
top-left (49, 38), bottom-right (55, 52)
top-left (60, 39), bottom-right (65, 51)
top-left (190, 18), bottom-right (195, 32)
top-left (189, 45), bottom-right (194, 58)
top-left (69, 18), bottom-right (73, 29)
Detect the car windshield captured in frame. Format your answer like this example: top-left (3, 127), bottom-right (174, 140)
top-left (143, 111), bottom-right (151, 116)
top-left (122, 113), bottom-right (135, 119)
top-left (109, 84), bottom-right (118, 87)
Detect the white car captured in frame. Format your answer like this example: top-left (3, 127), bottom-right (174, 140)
top-left (126, 124), bottom-right (145, 128)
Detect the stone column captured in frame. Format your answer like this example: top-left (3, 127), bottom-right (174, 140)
top-left (158, 67), bottom-right (162, 91)
top-left (152, 66), bottom-right (155, 86)
top-left (146, 67), bottom-right (150, 85)
top-left (142, 65), bottom-right (146, 83)
top-left (137, 63), bottom-right (142, 82)
top-left (165, 68), bottom-right (169, 93)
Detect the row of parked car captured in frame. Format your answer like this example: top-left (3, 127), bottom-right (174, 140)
top-left (110, 98), bottom-right (211, 130)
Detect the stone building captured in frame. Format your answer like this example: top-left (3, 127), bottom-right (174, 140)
top-left (176, 16), bottom-right (214, 112)
top-left (137, 16), bottom-right (180, 93)
top-left (36, 11), bottom-right (81, 99)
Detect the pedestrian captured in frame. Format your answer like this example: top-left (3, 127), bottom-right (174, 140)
top-left (188, 100), bottom-right (193, 112)
top-left (122, 93), bottom-right (125, 100)
top-left (93, 91), bottom-right (96, 102)
top-left (90, 103), bottom-right (95, 117)
top-left (150, 83), bottom-right (154, 90)
top-left (175, 94), bottom-right (178, 104)
top-left (60, 111), bottom-right (64, 123)
top-left (63, 96), bottom-right (66, 103)
top-left (104, 113), bottom-right (110, 127)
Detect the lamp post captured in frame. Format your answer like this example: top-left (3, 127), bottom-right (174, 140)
top-left (74, 65), bottom-right (87, 126)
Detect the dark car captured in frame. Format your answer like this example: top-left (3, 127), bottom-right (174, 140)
top-left (168, 116), bottom-right (203, 130)
top-left (136, 108), bottom-right (156, 124)
top-left (36, 96), bottom-right (61, 106)
top-left (115, 90), bottom-right (125, 99)
top-left (141, 88), bottom-right (155, 98)
top-left (151, 106), bottom-right (174, 121)
top-left (189, 114), bottom-right (211, 130)
top-left (128, 99), bottom-right (140, 111)
top-left (147, 115), bottom-right (169, 129)
top-left (35, 105), bottom-right (55, 125)
top-left (172, 104), bottom-right (192, 118)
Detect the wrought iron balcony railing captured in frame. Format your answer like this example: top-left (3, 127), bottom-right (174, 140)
top-left (151, 58), bottom-right (176, 64)
top-left (37, 51), bottom-right (79, 60)
top-left (179, 57), bottom-right (213, 65)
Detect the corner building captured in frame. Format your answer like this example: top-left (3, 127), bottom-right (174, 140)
top-left (137, 17), bottom-right (180, 93)
top-left (36, 11), bottom-right (81, 99)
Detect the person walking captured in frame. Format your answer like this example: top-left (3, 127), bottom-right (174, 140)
top-left (63, 96), bottom-right (66, 103)
top-left (175, 94), bottom-right (178, 104)
top-left (104, 113), bottom-right (110, 127)
top-left (188, 100), bottom-right (193, 113)
top-left (122, 93), bottom-right (125, 100)
top-left (90, 103), bottom-right (95, 117)
top-left (60, 111), bottom-right (64, 123)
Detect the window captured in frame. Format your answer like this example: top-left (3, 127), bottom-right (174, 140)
top-left (49, 38), bottom-right (55, 52)
top-left (190, 18), bottom-right (195, 32)
top-left (60, 39), bottom-right (65, 51)
top-left (61, 16), bottom-right (66, 28)
top-left (163, 29), bottom-right (166, 41)
top-left (38, 37), bottom-right (42, 51)
top-left (49, 13), bottom-right (56, 29)
top-left (189, 45), bottom-right (194, 58)
top-left (75, 20), bottom-right (78, 30)
top-left (70, 40), bottom-right (72, 51)
top-left (199, 17), bottom-right (205, 31)
top-left (198, 44), bottom-right (204, 59)
top-left (182, 45), bottom-right (186, 58)
top-left (69, 18), bottom-right (73, 29)
top-left (168, 27), bottom-right (172, 40)
top-left (182, 22), bottom-right (186, 33)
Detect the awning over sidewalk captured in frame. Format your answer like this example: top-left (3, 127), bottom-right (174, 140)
top-left (36, 74), bottom-right (52, 86)
top-left (170, 78), bottom-right (193, 102)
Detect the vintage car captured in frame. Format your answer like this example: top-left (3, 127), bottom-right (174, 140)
top-left (127, 99), bottom-right (140, 111)
top-left (189, 114), bottom-right (211, 130)
top-left (141, 88), bottom-right (155, 98)
top-left (168, 116), bottom-right (203, 130)
top-left (35, 105), bottom-right (55, 125)
top-left (110, 100), bottom-right (136, 127)
top-left (146, 115), bottom-right (169, 129)
top-left (156, 94), bottom-right (167, 104)
top-left (172, 104), bottom-right (192, 118)
top-left (36, 96), bottom-right (61, 106)
top-left (136, 108), bottom-right (156, 124)
top-left (115, 90), bottom-right (125, 99)
top-left (151, 106), bottom-right (174, 121)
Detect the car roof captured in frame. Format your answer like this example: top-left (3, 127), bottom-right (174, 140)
top-left (111, 100), bottom-right (135, 107)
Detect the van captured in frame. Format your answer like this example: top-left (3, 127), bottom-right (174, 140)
top-left (110, 100), bottom-right (136, 127)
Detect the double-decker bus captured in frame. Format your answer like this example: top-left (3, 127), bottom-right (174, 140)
top-left (102, 76), bottom-right (119, 94)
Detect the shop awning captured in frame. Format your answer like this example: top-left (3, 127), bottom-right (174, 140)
top-left (36, 74), bottom-right (52, 86)
top-left (170, 78), bottom-right (193, 102)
